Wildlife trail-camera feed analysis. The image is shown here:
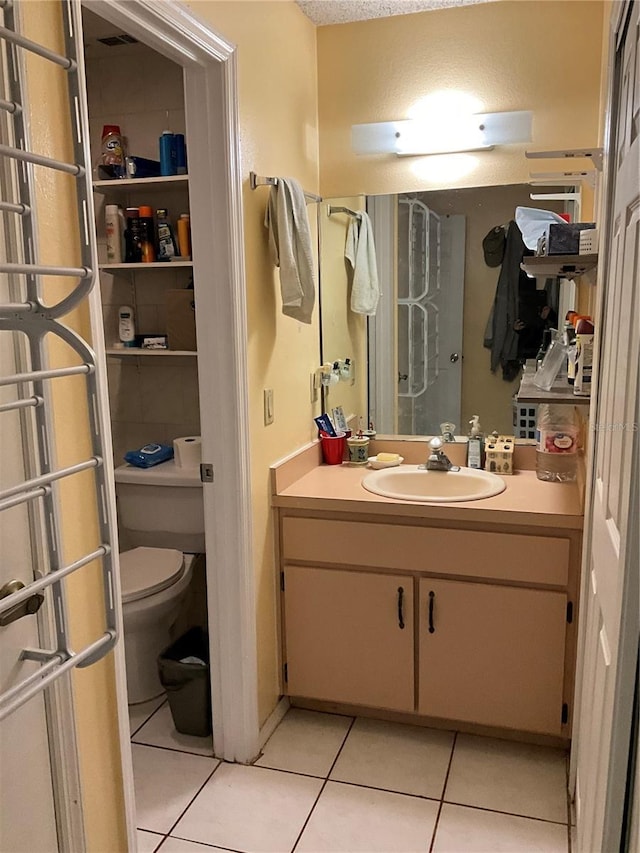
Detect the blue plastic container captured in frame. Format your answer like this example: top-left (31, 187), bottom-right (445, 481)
top-left (159, 131), bottom-right (176, 176)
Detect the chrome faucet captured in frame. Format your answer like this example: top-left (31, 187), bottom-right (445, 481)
top-left (422, 437), bottom-right (461, 472)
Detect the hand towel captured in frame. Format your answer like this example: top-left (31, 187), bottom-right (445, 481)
top-left (345, 211), bottom-right (379, 315)
top-left (264, 177), bottom-right (315, 324)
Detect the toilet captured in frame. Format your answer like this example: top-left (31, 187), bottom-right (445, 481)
top-left (114, 460), bottom-right (205, 705)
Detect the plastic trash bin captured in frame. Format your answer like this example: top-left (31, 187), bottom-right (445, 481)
top-left (157, 627), bottom-right (212, 737)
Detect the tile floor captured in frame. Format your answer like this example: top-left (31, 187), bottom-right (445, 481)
top-left (130, 702), bottom-right (573, 853)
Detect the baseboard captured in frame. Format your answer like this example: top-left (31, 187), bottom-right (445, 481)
top-left (257, 696), bottom-right (290, 752)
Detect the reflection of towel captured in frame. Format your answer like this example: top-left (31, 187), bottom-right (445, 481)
top-left (345, 211), bottom-right (379, 315)
top-left (264, 177), bottom-right (315, 324)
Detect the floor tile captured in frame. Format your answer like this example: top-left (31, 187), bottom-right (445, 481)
top-left (296, 781), bottom-right (439, 853)
top-left (173, 763), bottom-right (323, 853)
top-left (133, 703), bottom-right (214, 757)
top-left (129, 697), bottom-right (166, 736)
top-left (162, 840), bottom-right (236, 853)
top-left (132, 744), bottom-right (218, 834)
top-left (432, 803), bottom-right (568, 852)
top-left (444, 734), bottom-right (568, 823)
top-left (329, 718), bottom-right (454, 798)
top-left (255, 709), bottom-right (352, 777)
top-left (137, 829), bottom-right (164, 853)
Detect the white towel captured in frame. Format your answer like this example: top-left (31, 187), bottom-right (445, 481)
top-left (264, 177), bottom-right (315, 324)
top-left (345, 211), bottom-right (379, 315)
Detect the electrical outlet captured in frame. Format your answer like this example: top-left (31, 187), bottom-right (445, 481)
top-left (264, 388), bottom-right (274, 425)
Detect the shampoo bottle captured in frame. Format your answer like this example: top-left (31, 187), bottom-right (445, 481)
top-left (104, 204), bottom-right (125, 263)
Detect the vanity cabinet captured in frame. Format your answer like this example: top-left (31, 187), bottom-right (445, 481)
top-left (417, 578), bottom-right (566, 733)
top-left (278, 514), bottom-right (579, 738)
top-left (283, 566), bottom-right (414, 712)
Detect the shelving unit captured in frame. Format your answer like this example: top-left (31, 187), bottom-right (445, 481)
top-left (520, 253), bottom-right (598, 280)
top-left (516, 370), bottom-right (591, 406)
top-left (106, 348), bottom-right (196, 357)
top-left (93, 174), bottom-right (189, 193)
top-left (99, 261), bottom-right (192, 270)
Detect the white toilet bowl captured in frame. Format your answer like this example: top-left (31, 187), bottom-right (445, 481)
top-left (120, 546), bottom-right (195, 704)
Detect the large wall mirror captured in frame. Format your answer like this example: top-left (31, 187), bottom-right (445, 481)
top-left (320, 184), bottom-right (569, 437)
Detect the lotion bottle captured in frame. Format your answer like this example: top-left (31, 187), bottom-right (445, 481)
top-left (118, 305), bottom-right (136, 347)
top-left (467, 415), bottom-right (483, 469)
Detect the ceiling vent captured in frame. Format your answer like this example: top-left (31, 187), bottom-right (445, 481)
top-left (96, 34), bottom-right (139, 47)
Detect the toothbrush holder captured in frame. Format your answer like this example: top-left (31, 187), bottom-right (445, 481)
top-left (346, 435), bottom-right (370, 465)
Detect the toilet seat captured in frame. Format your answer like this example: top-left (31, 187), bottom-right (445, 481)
top-left (120, 547), bottom-right (185, 604)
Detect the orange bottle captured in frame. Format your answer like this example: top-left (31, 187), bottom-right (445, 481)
top-left (177, 213), bottom-right (191, 259)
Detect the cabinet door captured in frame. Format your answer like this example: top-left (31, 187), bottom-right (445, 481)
top-left (418, 579), bottom-right (566, 734)
top-left (284, 566), bottom-right (414, 712)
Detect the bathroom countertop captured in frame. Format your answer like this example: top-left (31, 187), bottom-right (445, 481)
top-left (272, 463), bottom-right (584, 530)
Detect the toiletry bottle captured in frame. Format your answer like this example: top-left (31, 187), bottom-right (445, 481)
top-left (177, 213), bottom-right (191, 258)
top-left (159, 130), bottom-right (176, 176)
top-left (174, 133), bottom-right (187, 174)
top-left (124, 207), bottom-right (142, 263)
top-left (574, 318), bottom-right (595, 398)
top-left (467, 415), bottom-right (483, 469)
top-left (100, 124), bottom-right (126, 178)
top-left (156, 208), bottom-right (178, 260)
top-left (104, 204), bottom-right (125, 263)
top-left (138, 205), bottom-right (156, 262)
top-left (535, 403), bottom-right (579, 482)
top-left (118, 305), bottom-right (136, 347)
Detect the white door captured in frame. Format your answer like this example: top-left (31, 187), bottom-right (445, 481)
top-left (0, 311), bottom-right (59, 852)
top-left (573, 2), bottom-right (640, 850)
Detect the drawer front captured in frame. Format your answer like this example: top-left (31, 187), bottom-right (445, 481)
top-left (282, 517), bottom-right (569, 586)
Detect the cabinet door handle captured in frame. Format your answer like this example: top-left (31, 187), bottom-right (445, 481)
top-left (397, 586), bottom-right (405, 630)
top-left (428, 590), bottom-right (435, 634)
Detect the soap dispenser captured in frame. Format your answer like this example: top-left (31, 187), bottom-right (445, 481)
top-left (467, 415), bottom-right (483, 469)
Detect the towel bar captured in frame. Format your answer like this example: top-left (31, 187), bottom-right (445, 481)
top-left (249, 170), bottom-right (322, 204)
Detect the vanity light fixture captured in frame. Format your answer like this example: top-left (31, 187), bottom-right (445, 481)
top-left (352, 110), bottom-right (533, 157)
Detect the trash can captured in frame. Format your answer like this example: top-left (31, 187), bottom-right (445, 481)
top-left (157, 627), bottom-right (212, 737)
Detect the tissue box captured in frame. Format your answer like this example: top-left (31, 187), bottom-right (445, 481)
top-left (166, 290), bottom-right (196, 351)
top-left (538, 222), bottom-right (597, 255)
top-left (485, 435), bottom-right (514, 475)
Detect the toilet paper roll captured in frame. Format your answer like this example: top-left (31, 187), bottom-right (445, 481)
top-left (173, 436), bottom-right (202, 468)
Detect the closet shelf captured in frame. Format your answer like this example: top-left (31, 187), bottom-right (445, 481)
top-left (99, 261), bottom-right (193, 270)
top-left (520, 253), bottom-right (597, 280)
top-left (106, 348), bottom-right (196, 357)
top-left (93, 175), bottom-right (189, 193)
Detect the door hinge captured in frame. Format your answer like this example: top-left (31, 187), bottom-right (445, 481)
top-left (283, 663), bottom-right (288, 683)
top-left (200, 462), bottom-right (214, 483)
top-left (280, 571), bottom-right (285, 592)
top-left (566, 601), bottom-right (573, 623)
top-left (562, 703), bottom-right (569, 725)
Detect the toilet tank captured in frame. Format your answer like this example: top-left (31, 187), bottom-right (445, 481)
top-left (114, 461), bottom-right (205, 553)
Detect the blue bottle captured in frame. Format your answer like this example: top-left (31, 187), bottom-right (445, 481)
top-left (174, 133), bottom-right (187, 175)
top-left (159, 131), bottom-right (176, 176)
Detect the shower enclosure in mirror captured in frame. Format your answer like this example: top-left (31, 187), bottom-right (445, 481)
top-left (320, 184), bottom-right (569, 438)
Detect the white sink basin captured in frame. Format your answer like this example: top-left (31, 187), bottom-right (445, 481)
top-left (362, 464), bottom-right (506, 502)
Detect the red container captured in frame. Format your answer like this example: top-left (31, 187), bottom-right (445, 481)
top-left (320, 433), bottom-right (346, 465)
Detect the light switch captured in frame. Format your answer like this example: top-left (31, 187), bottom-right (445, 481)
top-left (264, 388), bottom-right (274, 425)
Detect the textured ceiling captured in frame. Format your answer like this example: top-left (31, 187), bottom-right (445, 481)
top-left (296, 0), bottom-right (494, 26)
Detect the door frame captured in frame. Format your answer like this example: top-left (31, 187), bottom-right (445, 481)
top-left (82, 0), bottom-right (258, 841)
